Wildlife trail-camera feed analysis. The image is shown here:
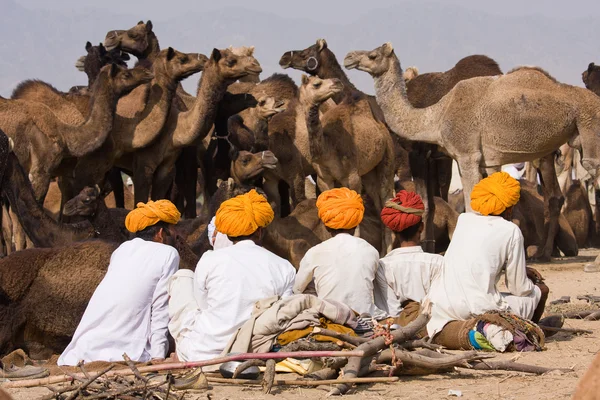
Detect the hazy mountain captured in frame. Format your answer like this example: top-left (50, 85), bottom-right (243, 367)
top-left (2, 0), bottom-right (599, 97)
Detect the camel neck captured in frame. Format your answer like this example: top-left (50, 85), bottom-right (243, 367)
top-left (173, 66), bottom-right (230, 146)
top-left (143, 33), bottom-right (161, 62)
top-left (89, 201), bottom-right (128, 242)
top-left (302, 99), bottom-right (324, 160)
top-left (374, 57), bottom-right (442, 146)
top-left (318, 49), bottom-right (360, 104)
top-left (62, 73), bottom-right (119, 157)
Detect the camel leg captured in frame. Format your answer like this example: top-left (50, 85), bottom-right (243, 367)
top-left (533, 154), bottom-right (565, 262)
top-left (106, 168), bottom-right (125, 209)
top-left (279, 181), bottom-right (291, 218)
top-left (132, 162), bottom-right (156, 205)
top-left (9, 206), bottom-right (26, 251)
top-left (57, 176), bottom-right (75, 223)
top-left (290, 173), bottom-right (307, 211)
top-left (263, 177), bottom-right (282, 217)
top-left (1, 202), bottom-right (13, 255)
top-left (175, 148), bottom-right (198, 219)
top-left (151, 165), bottom-right (176, 202)
top-left (436, 156), bottom-right (453, 201)
top-left (457, 154), bottom-right (483, 213)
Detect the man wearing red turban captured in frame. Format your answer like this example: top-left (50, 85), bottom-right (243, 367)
top-left (378, 191), bottom-right (444, 320)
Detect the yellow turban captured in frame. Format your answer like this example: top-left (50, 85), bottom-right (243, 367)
top-left (316, 188), bottom-right (364, 230)
top-left (125, 200), bottom-right (181, 233)
top-left (470, 171), bottom-right (521, 216)
top-left (215, 189), bottom-right (274, 237)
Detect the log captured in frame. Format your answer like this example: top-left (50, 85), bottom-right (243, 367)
top-left (328, 313), bottom-right (429, 396)
top-left (377, 349), bottom-right (493, 371)
top-left (538, 326), bottom-right (593, 334)
top-left (468, 360), bottom-right (573, 374)
top-left (1, 350), bottom-right (364, 389)
top-left (563, 310), bottom-right (595, 319)
top-left (311, 328), bottom-right (369, 346)
top-left (207, 376), bottom-right (399, 386)
top-left (584, 311), bottom-right (600, 321)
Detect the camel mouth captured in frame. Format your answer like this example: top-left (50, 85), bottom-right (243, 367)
top-left (343, 56), bottom-right (359, 70)
top-left (279, 52), bottom-right (293, 68)
top-left (261, 151), bottom-right (278, 169)
top-left (246, 65), bottom-right (263, 75)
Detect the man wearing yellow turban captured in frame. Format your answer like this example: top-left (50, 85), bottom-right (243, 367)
top-left (59, 200), bottom-right (182, 366)
top-left (424, 172), bottom-right (551, 342)
top-left (167, 189), bottom-right (296, 362)
top-left (293, 188), bottom-right (389, 319)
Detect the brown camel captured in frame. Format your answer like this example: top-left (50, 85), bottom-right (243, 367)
top-left (573, 351), bottom-right (600, 399)
top-left (0, 64), bottom-right (153, 203)
top-left (582, 62), bottom-right (600, 96)
top-left (563, 179), bottom-right (595, 248)
top-left (345, 43), bottom-right (600, 228)
top-left (75, 42), bottom-right (130, 88)
top-left (117, 48), bottom-right (261, 208)
top-left (299, 74), bottom-right (395, 252)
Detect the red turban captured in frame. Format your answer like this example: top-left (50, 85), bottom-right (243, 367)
top-left (380, 190), bottom-right (425, 232)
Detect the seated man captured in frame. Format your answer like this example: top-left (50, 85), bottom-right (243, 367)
top-left (425, 172), bottom-right (549, 338)
top-left (294, 188), bottom-right (388, 318)
top-left (168, 190), bottom-right (296, 361)
top-left (58, 200), bottom-right (181, 365)
top-left (378, 190), bottom-right (444, 317)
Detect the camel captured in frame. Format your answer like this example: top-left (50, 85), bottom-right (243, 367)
top-left (116, 48), bottom-right (261, 210)
top-left (0, 64), bottom-right (153, 203)
top-left (298, 74), bottom-right (395, 252)
top-left (403, 67), bottom-right (419, 82)
top-left (75, 42), bottom-right (130, 88)
top-left (582, 62), bottom-right (600, 96)
top-left (344, 42), bottom-right (600, 227)
top-left (573, 351), bottom-right (600, 399)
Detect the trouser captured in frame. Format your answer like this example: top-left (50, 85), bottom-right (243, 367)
top-left (167, 270), bottom-right (197, 361)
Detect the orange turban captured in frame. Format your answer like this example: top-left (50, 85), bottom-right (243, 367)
top-left (470, 171), bottom-right (521, 216)
top-left (316, 188), bottom-right (364, 230)
top-left (125, 200), bottom-right (181, 233)
top-left (215, 189), bottom-right (274, 237)
top-left (380, 190), bottom-right (424, 232)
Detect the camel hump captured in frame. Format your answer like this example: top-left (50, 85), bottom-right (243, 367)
top-left (507, 66), bottom-right (560, 83)
top-left (255, 73), bottom-right (299, 100)
top-left (11, 79), bottom-right (61, 99)
top-left (452, 54), bottom-right (503, 77)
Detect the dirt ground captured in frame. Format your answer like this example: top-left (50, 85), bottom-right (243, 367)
top-left (5, 250), bottom-right (600, 400)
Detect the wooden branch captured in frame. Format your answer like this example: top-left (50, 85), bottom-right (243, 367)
top-left (2, 350), bottom-right (364, 389)
top-left (64, 364), bottom-right (115, 400)
top-left (377, 349), bottom-right (493, 371)
top-left (207, 376), bottom-right (399, 386)
top-left (78, 382), bottom-right (165, 400)
top-left (538, 326), bottom-right (593, 334)
top-left (399, 339), bottom-right (444, 351)
top-left (262, 359), bottom-right (276, 394)
top-left (328, 313), bottom-right (429, 396)
top-left (584, 311), bottom-right (600, 321)
top-left (232, 359), bottom-right (265, 379)
top-left (312, 328), bottom-right (369, 346)
top-left (279, 340), bottom-right (342, 352)
top-left (305, 368), bottom-right (339, 381)
top-left (468, 360), bottom-right (573, 374)
top-left (123, 353), bottom-right (148, 383)
top-left (563, 310), bottom-right (595, 319)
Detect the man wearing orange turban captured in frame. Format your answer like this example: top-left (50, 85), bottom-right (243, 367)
top-left (294, 188), bottom-right (388, 319)
top-left (167, 189), bottom-right (296, 362)
top-left (378, 191), bottom-right (444, 318)
top-left (425, 172), bottom-right (551, 342)
top-left (60, 200), bottom-right (181, 366)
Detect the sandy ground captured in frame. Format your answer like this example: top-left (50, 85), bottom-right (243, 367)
top-left (6, 250), bottom-right (600, 400)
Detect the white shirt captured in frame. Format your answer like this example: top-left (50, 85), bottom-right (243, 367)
top-left (207, 216), bottom-right (233, 249)
top-left (425, 213), bottom-right (535, 337)
top-left (174, 240), bottom-right (296, 361)
top-left (378, 246), bottom-right (444, 316)
top-left (58, 238), bottom-right (180, 365)
top-left (294, 234), bottom-right (388, 318)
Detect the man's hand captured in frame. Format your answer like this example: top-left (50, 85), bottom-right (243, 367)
top-left (150, 358), bottom-right (165, 365)
top-left (526, 267), bottom-right (544, 284)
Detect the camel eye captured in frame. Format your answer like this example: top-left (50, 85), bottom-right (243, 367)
top-left (313, 82), bottom-right (321, 88)
top-left (227, 59), bottom-right (237, 67)
top-left (83, 197), bottom-right (92, 204)
top-left (368, 54), bottom-right (377, 60)
top-left (259, 100), bottom-right (266, 106)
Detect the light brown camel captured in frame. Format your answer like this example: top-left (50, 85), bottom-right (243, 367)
top-left (582, 62), bottom-right (600, 96)
top-left (573, 351), bottom-right (600, 399)
top-left (117, 48), bottom-right (261, 207)
top-left (344, 43), bottom-right (600, 216)
top-left (0, 64), bottom-right (153, 203)
top-left (299, 74), bottom-right (395, 252)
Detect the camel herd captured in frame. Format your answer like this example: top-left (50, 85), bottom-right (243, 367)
top-left (0, 19), bottom-right (600, 358)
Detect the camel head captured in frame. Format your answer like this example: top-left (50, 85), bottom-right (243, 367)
top-left (229, 46), bottom-right (261, 80)
top-left (344, 42), bottom-right (396, 77)
top-left (230, 149), bottom-right (278, 184)
top-left (279, 38), bottom-right (329, 75)
top-left (208, 48), bottom-right (262, 81)
top-left (63, 186), bottom-right (102, 217)
top-left (255, 95), bottom-right (286, 120)
top-left (104, 20), bottom-right (153, 57)
top-left (153, 47), bottom-right (208, 83)
top-left (582, 62), bottom-right (600, 96)
top-left (97, 63), bottom-right (154, 97)
top-left (299, 75), bottom-right (344, 105)
top-left (77, 42), bottom-right (130, 86)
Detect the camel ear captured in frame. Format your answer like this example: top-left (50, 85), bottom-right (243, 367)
top-left (247, 46), bottom-right (255, 56)
top-left (93, 184), bottom-right (101, 196)
top-left (85, 41), bottom-right (93, 52)
top-left (211, 48), bottom-right (222, 62)
top-left (166, 47), bottom-right (176, 61)
top-left (382, 42), bottom-right (394, 57)
top-left (137, 20), bottom-right (144, 25)
top-left (301, 74), bottom-right (309, 85)
top-left (146, 20), bottom-right (153, 32)
top-left (229, 146), bottom-right (240, 161)
top-left (317, 38), bottom-right (327, 52)
top-left (589, 63), bottom-right (596, 74)
top-left (109, 63), bottom-right (119, 77)
top-left (98, 43), bottom-right (107, 55)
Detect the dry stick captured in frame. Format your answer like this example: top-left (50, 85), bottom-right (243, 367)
top-left (233, 359), bottom-right (265, 379)
top-left (468, 360), bottom-right (573, 374)
top-left (78, 382), bottom-right (165, 400)
top-left (377, 349), bottom-right (493, 371)
top-left (584, 310), bottom-right (600, 321)
top-left (539, 326), bottom-right (593, 334)
top-left (328, 314), bottom-right (429, 396)
top-left (1, 350), bottom-right (364, 389)
top-left (563, 310), bottom-right (595, 319)
top-left (262, 359), bottom-right (276, 394)
top-left (399, 339), bottom-right (444, 352)
top-left (64, 364), bottom-right (115, 400)
top-left (312, 328), bottom-right (369, 346)
top-left (122, 353), bottom-right (149, 383)
top-left (207, 376), bottom-right (399, 386)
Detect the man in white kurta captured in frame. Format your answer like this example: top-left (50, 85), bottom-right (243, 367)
top-left (168, 189), bottom-right (296, 361)
top-left (59, 200), bottom-right (182, 365)
top-left (425, 172), bottom-right (549, 338)
top-left (378, 190), bottom-right (444, 317)
top-left (293, 188), bottom-right (388, 318)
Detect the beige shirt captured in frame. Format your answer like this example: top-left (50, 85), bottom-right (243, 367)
top-left (294, 233), bottom-right (388, 318)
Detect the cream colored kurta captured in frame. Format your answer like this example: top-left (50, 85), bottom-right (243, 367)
top-left (378, 246), bottom-right (444, 316)
top-left (294, 233), bottom-right (388, 318)
top-left (58, 239), bottom-right (180, 365)
top-left (168, 240), bottom-right (296, 361)
top-left (426, 213), bottom-right (540, 337)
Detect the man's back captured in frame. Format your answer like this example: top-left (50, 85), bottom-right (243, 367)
top-left (59, 238), bottom-right (179, 365)
top-left (294, 234), bottom-right (382, 316)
